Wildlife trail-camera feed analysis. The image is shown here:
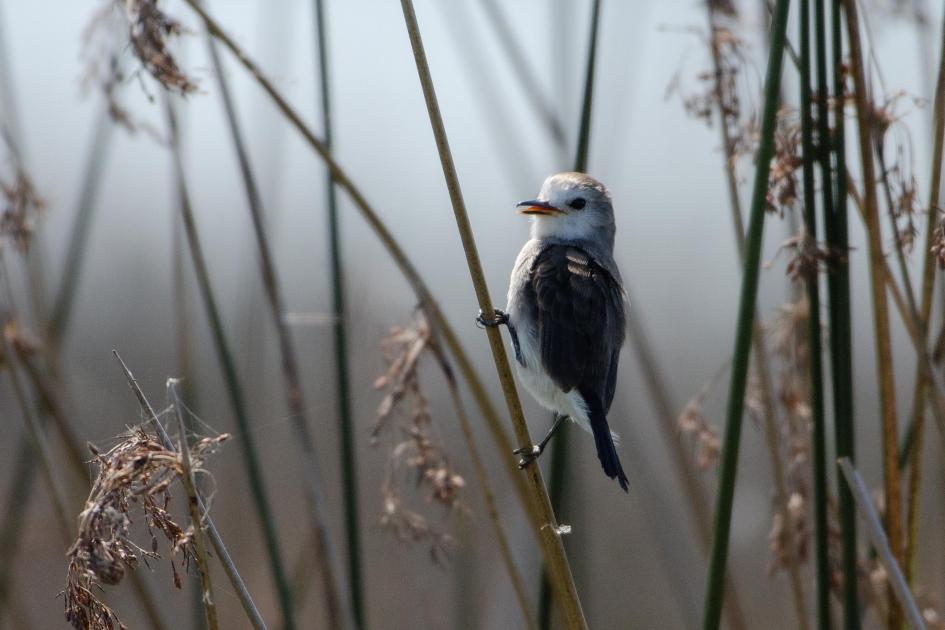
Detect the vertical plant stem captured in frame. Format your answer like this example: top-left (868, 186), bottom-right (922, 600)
top-left (706, 7), bottom-right (808, 627)
top-left (477, 0), bottom-right (566, 148)
top-left (431, 341), bottom-right (537, 630)
top-left (170, 380), bottom-right (219, 630)
top-left (837, 459), bottom-right (926, 630)
top-left (841, 3), bottom-right (903, 627)
top-left (701, 1), bottom-right (791, 628)
top-left (114, 352), bottom-right (268, 630)
top-left (826, 2), bottom-right (860, 626)
top-left (903, 3), bottom-right (945, 585)
top-left (48, 106), bottom-right (113, 346)
top-left (178, 0), bottom-right (546, 538)
top-left (540, 2), bottom-right (601, 626)
top-left (397, 1), bottom-right (587, 627)
top-left (201, 25), bottom-right (344, 630)
top-left (0, 329), bottom-right (70, 545)
top-left (312, 1), bottom-right (363, 625)
top-left (799, 1), bottom-right (831, 626)
top-left (162, 97), bottom-right (295, 630)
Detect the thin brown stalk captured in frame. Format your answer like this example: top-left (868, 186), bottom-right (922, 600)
top-left (201, 24), bottom-right (344, 629)
top-left (113, 352), bottom-right (268, 630)
top-left (842, 2), bottom-right (903, 625)
top-left (903, 2), bottom-right (945, 585)
top-left (396, 1), bottom-right (585, 627)
top-left (177, 0), bottom-right (544, 538)
top-left (169, 380), bottom-right (218, 630)
top-left (430, 339), bottom-right (537, 630)
top-left (705, 9), bottom-right (807, 627)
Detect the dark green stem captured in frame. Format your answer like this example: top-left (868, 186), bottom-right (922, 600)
top-left (799, 1), bottom-right (831, 626)
top-left (701, 0), bottom-right (791, 627)
top-left (824, 1), bottom-right (860, 627)
top-left (313, 1), bottom-right (364, 625)
top-left (539, 2), bottom-right (601, 626)
top-left (162, 98), bottom-right (295, 630)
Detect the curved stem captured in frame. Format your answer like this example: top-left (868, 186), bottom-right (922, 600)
top-left (397, 1), bottom-right (586, 627)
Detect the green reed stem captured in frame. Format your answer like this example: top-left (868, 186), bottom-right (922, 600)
top-left (539, 2), bottom-right (601, 627)
top-left (824, 2), bottom-right (860, 626)
top-left (162, 97), bottom-right (295, 630)
top-left (312, 1), bottom-right (364, 624)
top-left (201, 23), bottom-right (344, 629)
top-left (701, 0), bottom-right (790, 627)
top-left (799, 1), bottom-right (831, 626)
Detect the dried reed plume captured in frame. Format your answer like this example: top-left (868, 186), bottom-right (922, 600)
top-left (64, 427), bottom-right (228, 629)
top-left (121, 0), bottom-right (197, 94)
top-left (373, 314), bottom-right (465, 564)
top-left (676, 374), bottom-right (723, 471)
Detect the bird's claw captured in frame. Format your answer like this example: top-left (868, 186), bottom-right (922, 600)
top-left (476, 308), bottom-right (510, 329)
top-left (513, 444), bottom-right (542, 469)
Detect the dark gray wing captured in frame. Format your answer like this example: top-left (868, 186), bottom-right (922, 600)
top-left (529, 244), bottom-right (626, 412)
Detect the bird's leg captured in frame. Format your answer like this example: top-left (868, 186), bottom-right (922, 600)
top-left (513, 414), bottom-right (568, 469)
top-left (476, 308), bottom-right (524, 366)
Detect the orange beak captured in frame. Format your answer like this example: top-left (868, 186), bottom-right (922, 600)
top-left (516, 199), bottom-right (563, 216)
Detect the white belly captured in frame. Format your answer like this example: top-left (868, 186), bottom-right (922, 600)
top-left (513, 326), bottom-right (593, 435)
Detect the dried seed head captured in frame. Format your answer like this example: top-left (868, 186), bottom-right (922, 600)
top-left (64, 427), bottom-right (228, 629)
top-left (373, 314), bottom-right (465, 562)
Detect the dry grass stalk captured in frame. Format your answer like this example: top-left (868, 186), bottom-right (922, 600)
top-left (373, 315), bottom-right (464, 564)
top-left (64, 427), bottom-right (228, 629)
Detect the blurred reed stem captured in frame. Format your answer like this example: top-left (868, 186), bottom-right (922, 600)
top-left (170, 380), bottom-right (219, 630)
top-left (826, 1), bottom-right (860, 626)
top-left (162, 97), bottom-right (295, 630)
top-left (0, 330), bottom-right (71, 545)
top-left (540, 1), bottom-right (600, 627)
top-left (397, 0), bottom-right (586, 627)
top-left (200, 23), bottom-right (344, 629)
top-left (429, 332), bottom-right (537, 630)
top-left (799, 1), bottom-right (831, 626)
top-left (477, 0), bottom-right (566, 148)
top-left (178, 0), bottom-right (547, 540)
top-left (48, 106), bottom-right (113, 347)
top-left (114, 352), bottom-right (268, 630)
top-left (903, 1), bottom-right (945, 587)
top-left (705, 6), bottom-right (807, 627)
top-left (837, 459), bottom-right (926, 630)
top-left (701, 0), bottom-right (790, 628)
top-left (841, 4), bottom-right (903, 627)
top-left (311, 1), bottom-right (365, 625)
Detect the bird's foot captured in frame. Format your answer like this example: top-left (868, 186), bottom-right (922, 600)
top-left (476, 308), bottom-right (510, 329)
top-left (513, 444), bottom-right (543, 469)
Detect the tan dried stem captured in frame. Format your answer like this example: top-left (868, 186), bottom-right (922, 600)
top-left (843, 2), bottom-right (903, 625)
top-left (397, 0), bottom-right (585, 626)
top-left (170, 380), bottom-right (218, 630)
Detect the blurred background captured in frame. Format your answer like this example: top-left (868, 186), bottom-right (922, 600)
top-left (1, 0), bottom-right (943, 628)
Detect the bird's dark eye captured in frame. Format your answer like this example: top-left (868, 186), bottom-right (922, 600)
top-left (568, 197), bottom-right (586, 210)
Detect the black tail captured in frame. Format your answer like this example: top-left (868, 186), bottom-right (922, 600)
top-left (582, 390), bottom-right (629, 492)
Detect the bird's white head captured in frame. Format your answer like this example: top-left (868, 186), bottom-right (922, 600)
top-left (517, 172), bottom-right (616, 250)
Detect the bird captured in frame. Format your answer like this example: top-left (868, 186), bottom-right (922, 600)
top-left (478, 172), bottom-right (629, 492)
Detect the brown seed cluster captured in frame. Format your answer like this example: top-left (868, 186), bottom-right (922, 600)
top-left (123, 0), bottom-right (197, 95)
top-left (677, 379), bottom-right (722, 471)
top-left (64, 427), bottom-right (228, 630)
top-left (373, 315), bottom-right (465, 564)
top-left (0, 164), bottom-right (44, 253)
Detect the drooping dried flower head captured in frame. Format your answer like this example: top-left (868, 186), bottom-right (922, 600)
top-left (121, 0), bottom-right (197, 95)
top-left (677, 372), bottom-right (723, 471)
top-left (64, 427), bottom-right (228, 629)
top-left (373, 314), bottom-right (464, 564)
